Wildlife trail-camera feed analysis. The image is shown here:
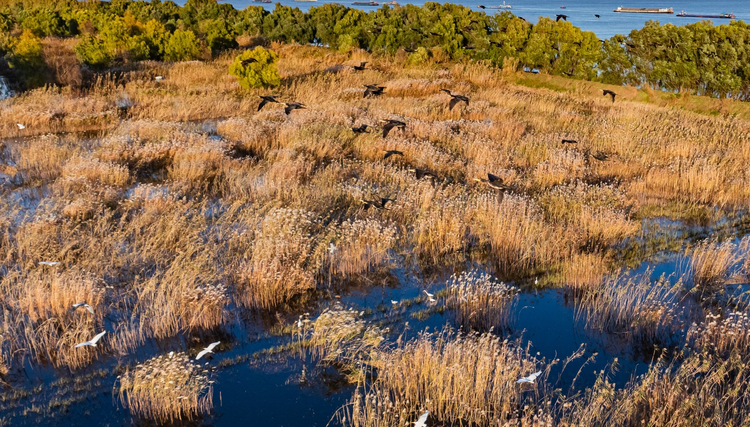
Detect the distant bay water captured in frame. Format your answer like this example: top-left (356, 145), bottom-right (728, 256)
top-left (214, 0), bottom-right (746, 39)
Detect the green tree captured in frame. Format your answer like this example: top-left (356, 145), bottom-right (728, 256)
top-left (74, 34), bottom-right (114, 68)
top-left (164, 29), bottom-right (201, 61)
top-left (6, 30), bottom-right (46, 87)
top-left (229, 46), bottom-right (280, 89)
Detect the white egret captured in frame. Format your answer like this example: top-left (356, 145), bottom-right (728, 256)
top-left (391, 300), bottom-right (398, 305)
top-left (516, 371), bottom-right (542, 384)
top-left (155, 76), bottom-right (164, 81)
top-left (72, 302), bottom-right (94, 314)
top-left (39, 261), bottom-right (60, 266)
top-left (423, 290), bottom-right (434, 298)
top-left (75, 331), bottom-right (106, 348)
top-left (16, 123), bottom-right (25, 130)
top-left (414, 410), bottom-right (429, 427)
top-left (195, 341), bottom-right (221, 360)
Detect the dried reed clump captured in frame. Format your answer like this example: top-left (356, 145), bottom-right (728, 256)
top-left (308, 306), bottom-right (384, 365)
top-left (136, 254), bottom-right (229, 339)
top-left (578, 273), bottom-right (680, 345)
top-left (414, 193), bottom-right (472, 260)
top-left (61, 156), bottom-right (131, 190)
top-left (687, 311), bottom-right (750, 356)
top-left (15, 135), bottom-right (80, 183)
top-left (330, 219), bottom-right (398, 278)
top-left (168, 140), bottom-right (229, 190)
top-left (559, 252), bottom-right (609, 292)
top-left (598, 352), bottom-right (750, 426)
top-left (688, 239), bottom-right (740, 296)
top-left (447, 270), bottom-right (518, 332)
top-left (118, 352), bottom-right (214, 424)
top-left (236, 208), bottom-right (318, 309)
top-left (473, 193), bottom-right (565, 277)
top-left (343, 331), bottom-right (548, 427)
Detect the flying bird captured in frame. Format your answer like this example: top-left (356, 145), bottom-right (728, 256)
top-left (602, 89), bottom-right (617, 103)
top-left (72, 302), bottom-right (94, 314)
top-left (353, 62), bottom-right (368, 71)
top-left (241, 58), bottom-right (258, 67)
top-left (196, 341), bottom-right (221, 360)
top-left (473, 173), bottom-right (508, 191)
top-left (380, 119), bottom-right (406, 138)
top-left (75, 331), bottom-right (106, 348)
top-left (39, 261), bottom-right (61, 266)
top-left (16, 123), bottom-right (25, 130)
top-left (478, 5), bottom-right (486, 8)
top-left (364, 84), bottom-right (385, 98)
top-left (408, 167), bottom-right (437, 180)
top-left (555, 14), bottom-right (568, 22)
top-left (594, 14), bottom-right (600, 18)
top-left (561, 139), bottom-right (578, 144)
top-left (360, 198), bottom-right (395, 210)
top-left (423, 290), bottom-right (434, 298)
top-left (283, 102), bottom-right (306, 115)
top-left (383, 150), bottom-right (404, 159)
top-left (414, 411), bottom-right (429, 427)
top-left (257, 95), bottom-right (280, 111)
top-left (391, 300), bottom-right (399, 305)
top-left (440, 89), bottom-right (469, 110)
top-left (592, 151), bottom-right (609, 161)
top-left (517, 371), bottom-right (542, 384)
top-left (352, 124), bottom-right (370, 134)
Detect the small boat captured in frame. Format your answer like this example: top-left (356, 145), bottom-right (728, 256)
top-left (613, 6), bottom-right (674, 14)
top-left (676, 11), bottom-right (736, 19)
top-left (353, 1), bottom-right (379, 4)
top-left (293, 0), bottom-right (317, 2)
top-left (381, 0), bottom-right (399, 4)
top-left (253, 0), bottom-right (271, 3)
top-left (487, 1), bottom-right (512, 9)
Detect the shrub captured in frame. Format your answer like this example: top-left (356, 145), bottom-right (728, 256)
top-left (164, 29), bottom-right (201, 61)
top-left (228, 46), bottom-right (280, 89)
top-left (74, 34), bottom-right (114, 68)
top-left (5, 30), bottom-right (46, 88)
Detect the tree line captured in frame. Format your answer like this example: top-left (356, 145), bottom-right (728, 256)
top-left (1, 0), bottom-right (750, 99)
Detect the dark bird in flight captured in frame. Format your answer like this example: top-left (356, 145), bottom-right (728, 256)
top-left (556, 14), bottom-right (568, 21)
top-left (283, 102), bottom-right (306, 115)
top-left (364, 84), bottom-right (386, 98)
top-left (380, 119), bottom-right (406, 138)
top-left (625, 42), bottom-right (636, 49)
top-left (440, 89), bottom-right (469, 110)
top-left (561, 139), bottom-right (578, 144)
top-left (360, 198), bottom-right (395, 210)
top-left (383, 150), bottom-right (404, 159)
top-left (473, 173), bottom-right (508, 191)
top-left (241, 58), bottom-right (257, 67)
top-left (602, 89), bottom-right (617, 103)
top-left (478, 5), bottom-right (486, 9)
top-left (594, 14), bottom-right (600, 18)
top-left (258, 95), bottom-right (280, 111)
top-left (353, 62), bottom-right (368, 71)
top-left (408, 167), bottom-right (437, 180)
top-left (592, 151), bottom-right (609, 161)
top-left (352, 124), bottom-right (370, 134)
top-left (518, 16), bottom-right (527, 21)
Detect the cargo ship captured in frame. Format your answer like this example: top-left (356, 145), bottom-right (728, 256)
top-left (613, 6), bottom-right (674, 14)
top-left (676, 11), bottom-right (736, 19)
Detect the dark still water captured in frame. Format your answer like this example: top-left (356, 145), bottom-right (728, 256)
top-left (219, 0), bottom-right (746, 38)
